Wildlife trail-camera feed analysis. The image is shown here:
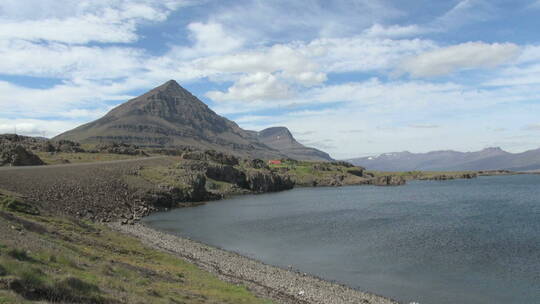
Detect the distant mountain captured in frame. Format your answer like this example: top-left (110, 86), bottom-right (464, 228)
top-left (54, 80), bottom-right (332, 161)
top-left (257, 127), bottom-right (333, 161)
top-left (348, 147), bottom-right (540, 171)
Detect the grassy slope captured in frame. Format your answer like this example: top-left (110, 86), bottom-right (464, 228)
top-left (268, 160), bottom-right (367, 186)
top-left (0, 192), bottom-right (271, 304)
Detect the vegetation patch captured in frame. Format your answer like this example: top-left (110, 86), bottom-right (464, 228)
top-left (269, 159), bottom-right (369, 186)
top-left (0, 195), bottom-right (39, 216)
top-left (0, 191), bottom-right (272, 304)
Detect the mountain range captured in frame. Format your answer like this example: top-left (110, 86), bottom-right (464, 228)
top-left (348, 147), bottom-right (540, 171)
top-left (54, 80), bottom-right (332, 161)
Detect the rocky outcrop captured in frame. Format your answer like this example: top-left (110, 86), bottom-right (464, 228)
top-left (0, 144), bottom-right (44, 166)
top-left (41, 140), bottom-right (84, 153)
top-left (0, 134), bottom-right (84, 155)
top-left (245, 169), bottom-right (294, 193)
top-left (205, 164), bottom-right (248, 188)
top-left (370, 175), bottom-right (406, 186)
top-left (244, 158), bottom-right (269, 170)
top-left (143, 171), bottom-right (211, 212)
top-left (95, 142), bottom-right (148, 156)
top-left (182, 150), bottom-right (239, 166)
top-left (202, 156), bottom-right (293, 193)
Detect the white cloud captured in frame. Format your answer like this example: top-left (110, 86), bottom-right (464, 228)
top-left (0, 40), bottom-right (147, 79)
top-left (363, 24), bottom-right (425, 38)
top-left (400, 42), bottom-right (520, 77)
top-left (483, 45), bottom-right (540, 87)
top-left (208, 0), bottom-right (404, 42)
top-left (59, 108), bottom-right (112, 119)
top-left (0, 0), bottom-right (187, 44)
top-left (308, 36), bottom-right (436, 73)
top-left (433, 0), bottom-right (497, 30)
top-left (408, 124), bottom-right (440, 129)
top-left (169, 22), bottom-right (244, 60)
top-left (199, 44), bottom-right (320, 76)
top-left (0, 118), bottom-right (82, 138)
top-left (0, 81), bottom-right (134, 118)
top-left (232, 79), bottom-right (540, 158)
top-left (206, 72), bottom-right (293, 102)
top-left (523, 123), bottom-right (540, 131)
top-left (202, 35), bottom-right (435, 105)
top-left (188, 22), bottom-right (244, 54)
top-left (0, 16), bottom-right (138, 44)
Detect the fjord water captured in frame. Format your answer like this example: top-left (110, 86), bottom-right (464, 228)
top-left (143, 175), bottom-right (540, 304)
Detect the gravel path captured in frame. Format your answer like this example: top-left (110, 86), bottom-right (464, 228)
top-left (112, 223), bottom-right (399, 304)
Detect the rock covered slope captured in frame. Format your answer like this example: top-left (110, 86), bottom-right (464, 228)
top-left (54, 80), bottom-right (331, 161)
top-left (349, 147), bottom-right (540, 171)
top-left (0, 134), bottom-right (45, 166)
top-left (0, 150), bottom-right (374, 223)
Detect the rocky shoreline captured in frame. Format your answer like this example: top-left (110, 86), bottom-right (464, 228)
top-left (112, 222), bottom-right (399, 304)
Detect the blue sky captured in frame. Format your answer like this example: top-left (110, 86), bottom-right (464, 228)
top-left (1, 0), bottom-right (540, 159)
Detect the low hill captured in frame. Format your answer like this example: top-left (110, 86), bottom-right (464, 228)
top-left (54, 80), bottom-right (332, 161)
top-left (348, 147), bottom-right (540, 171)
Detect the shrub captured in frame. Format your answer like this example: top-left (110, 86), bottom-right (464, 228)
top-left (0, 264), bottom-right (7, 276)
top-left (18, 267), bottom-right (45, 288)
top-left (0, 196), bottom-right (39, 215)
top-left (7, 249), bottom-right (33, 262)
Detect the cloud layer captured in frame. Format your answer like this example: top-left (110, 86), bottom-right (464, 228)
top-left (1, 0), bottom-right (540, 158)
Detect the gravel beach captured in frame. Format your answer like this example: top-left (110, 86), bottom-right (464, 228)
top-left (112, 222), bottom-right (399, 304)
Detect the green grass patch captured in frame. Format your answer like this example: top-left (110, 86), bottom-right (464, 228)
top-left (0, 196), bottom-right (39, 216)
top-left (138, 166), bottom-right (191, 189)
top-left (0, 193), bottom-right (272, 304)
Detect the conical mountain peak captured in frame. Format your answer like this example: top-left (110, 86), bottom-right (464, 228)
top-left (53, 81), bottom-right (333, 161)
top-left (146, 79), bottom-right (191, 97)
top-left (155, 79), bottom-right (183, 92)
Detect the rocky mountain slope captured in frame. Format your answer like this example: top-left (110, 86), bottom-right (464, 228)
top-left (54, 80), bottom-right (332, 161)
top-left (349, 147), bottom-right (540, 171)
top-left (257, 127), bottom-right (333, 161)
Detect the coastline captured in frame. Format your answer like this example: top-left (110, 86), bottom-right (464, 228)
top-left (111, 222), bottom-right (399, 304)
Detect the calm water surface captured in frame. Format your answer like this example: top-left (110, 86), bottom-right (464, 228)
top-left (143, 175), bottom-right (540, 304)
